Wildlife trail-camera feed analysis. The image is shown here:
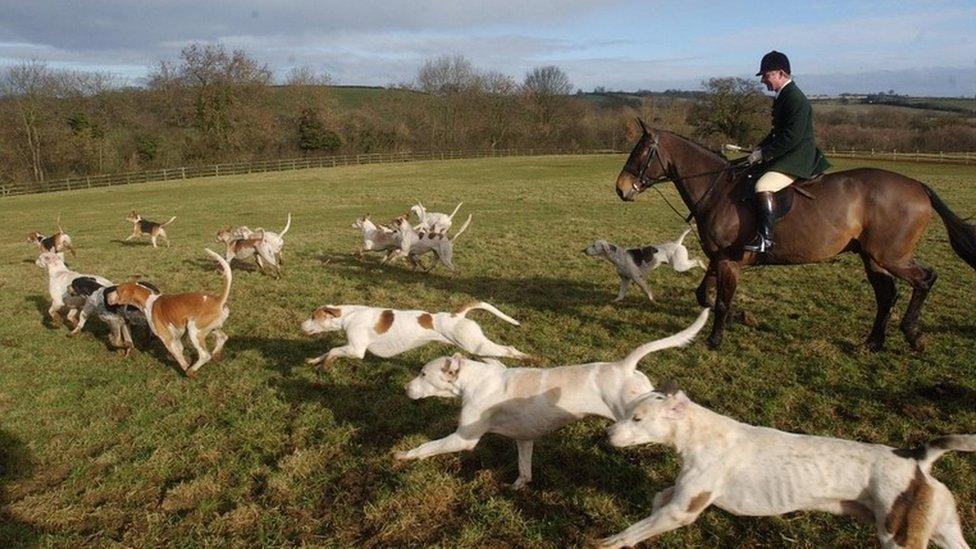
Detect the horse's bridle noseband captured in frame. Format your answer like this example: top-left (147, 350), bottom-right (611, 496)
top-left (622, 130), bottom-right (671, 194)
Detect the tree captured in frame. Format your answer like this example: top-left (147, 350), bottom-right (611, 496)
top-left (0, 61), bottom-right (60, 183)
top-left (147, 43), bottom-right (274, 155)
top-left (688, 77), bottom-right (769, 147)
top-left (522, 65), bottom-right (573, 138)
top-left (416, 55), bottom-right (477, 95)
top-left (283, 66), bottom-right (333, 87)
top-left (297, 108), bottom-right (341, 153)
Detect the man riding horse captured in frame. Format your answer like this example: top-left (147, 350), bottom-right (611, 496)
top-left (744, 51), bottom-right (830, 253)
top-left (614, 53), bottom-right (976, 350)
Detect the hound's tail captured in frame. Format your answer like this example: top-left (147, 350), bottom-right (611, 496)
top-left (204, 248), bottom-right (233, 309)
top-left (56, 213), bottom-right (64, 233)
top-left (447, 201), bottom-right (463, 220)
top-left (454, 301), bottom-right (520, 326)
top-left (676, 225), bottom-right (695, 246)
top-left (450, 214), bottom-right (473, 242)
top-left (279, 213), bottom-right (292, 237)
top-left (912, 435), bottom-right (976, 473)
top-left (618, 308), bottom-right (709, 372)
top-left (161, 216), bottom-right (177, 227)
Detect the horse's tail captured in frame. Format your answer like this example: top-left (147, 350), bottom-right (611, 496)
top-left (924, 185), bottom-right (976, 270)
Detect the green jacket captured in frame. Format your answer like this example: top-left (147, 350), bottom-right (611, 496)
top-left (758, 81), bottom-right (830, 178)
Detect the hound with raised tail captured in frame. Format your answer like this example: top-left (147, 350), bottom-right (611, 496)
top-left (108, 249), bottom-right (231, 377)
top-left (27, 215), bottom-right (75, 256)
top-left (396, 309), bottom-right (709, 489)
top-left (352, 214), bottom-right (402, 262)
top-left (226, 212), bottom-right (290, 259)
top-left (215, 229), bottom-right (282, 278)
top-left (390, 213), bottom-right (473, 273)
top-left (301, 301), bottom-right (529, 366)
top-left (410, 201), bottom-right (463, 234)
top-left (584, 226), bottom-right (705, 303)
top-left (35, 251), bottom-right (112, 325)
top-left (600, 387), bottom-right (974, 548)
top-left (124, 211), bottom-right (176, 248)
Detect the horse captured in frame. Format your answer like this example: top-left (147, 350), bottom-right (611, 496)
top-left (614, 121), bottom-right (976, 350)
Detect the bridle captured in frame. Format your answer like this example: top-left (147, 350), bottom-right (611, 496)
top-left (622, 125), bottom-right (670, 194)
top-left (622, 120), bottom-right (745, 223)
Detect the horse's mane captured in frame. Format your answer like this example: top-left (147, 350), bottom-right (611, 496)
top-left (662, 131), bottom-right (731, 165)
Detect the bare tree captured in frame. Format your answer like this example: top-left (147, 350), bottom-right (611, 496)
top-left (688, 77), bottom-right (769, 147)
top-left (416, 55), bottom-right (477, 95)
top-left (0, 61), bottom-right (59, 183)
top-left (522, 65), bottom-right (573, 138)
top-left (284, 66), bottom-right (334, 86)
top-left (147, 43), bottom-right (274, 155)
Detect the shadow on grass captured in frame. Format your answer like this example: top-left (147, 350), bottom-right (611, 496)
top-left (322, 254), bottom-right (627, 315)
top-left (0, 429), bottom-right (43, 546)
top-left (831, 378), bottom-right (976, 424)
top-left (109, 238), bottom-right (152, 247)
top-left (25, 295), bottom-right (56, 329)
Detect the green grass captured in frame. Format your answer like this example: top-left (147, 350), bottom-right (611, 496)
top-left (1, 155), bottom-right (974, 547)
top-left (325, 86), bottom-right (426, 110)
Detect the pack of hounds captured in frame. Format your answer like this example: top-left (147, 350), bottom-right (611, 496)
top-left (28, 202), bottom-right (975, 547)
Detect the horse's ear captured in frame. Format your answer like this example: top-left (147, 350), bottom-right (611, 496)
top-left (636, 117), bottom-right (648, 135)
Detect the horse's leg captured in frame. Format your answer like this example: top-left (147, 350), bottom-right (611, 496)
top-left (695, 262), bottom-right (716, 308)
top-left (707, 260), bottom-right (740, 349)
top-left (860, 254), bottom-right (898, 352)
top-left (886, 261), bottom-right (937, 352)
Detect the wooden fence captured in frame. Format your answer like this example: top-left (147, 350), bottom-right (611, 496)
top-left (1, 147), bottom-right (972, 198)
top-left (0, 149), bottom-right (617, 198)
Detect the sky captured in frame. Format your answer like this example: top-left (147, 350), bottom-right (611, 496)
top-left (0, 0), bottom-right (973, 96)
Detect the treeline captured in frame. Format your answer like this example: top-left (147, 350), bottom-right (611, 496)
top-left (1, 44), bottom-right (973, 187)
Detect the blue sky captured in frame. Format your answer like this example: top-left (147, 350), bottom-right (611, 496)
top-left (0, 0), bottom-right (973, 95)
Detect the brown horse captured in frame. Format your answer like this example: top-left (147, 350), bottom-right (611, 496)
top-left (615, 124), bottom-right (976, 350)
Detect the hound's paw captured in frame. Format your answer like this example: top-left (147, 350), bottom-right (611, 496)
top-left (394, 451), bottom-right (412, 461)
top-left (509, 478), bottom-right (531, 490)
top-left (305, 357), bottom-right (321, 365)
top-left (596, 536), bottom-right (625, 549)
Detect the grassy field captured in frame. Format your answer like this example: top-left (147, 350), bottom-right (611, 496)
top-left (1, 155), bottom-right (974, 547)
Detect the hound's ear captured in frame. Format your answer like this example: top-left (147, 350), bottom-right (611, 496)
top-left (605, 242), bottom-right (617, 253)
top-left (636, 117), bottom-right (648, 135)
top-left (664, 391), bottom-right (690, 420)
top-left (442, 353), bottom-right (463, 379)
top-left (657, 380), bottom-right (679, 395)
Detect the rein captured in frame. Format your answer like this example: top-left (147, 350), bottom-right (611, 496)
top-left (625, 131), bottom-right (744, 223)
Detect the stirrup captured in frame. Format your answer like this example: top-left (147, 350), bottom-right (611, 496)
top-left (743, 235), bottom-right (773, 253)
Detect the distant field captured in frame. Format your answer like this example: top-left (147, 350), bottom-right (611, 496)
top-left (326, 85), bottom-right (427, 110)
top-left (1, 155), bottom-right (974, 546)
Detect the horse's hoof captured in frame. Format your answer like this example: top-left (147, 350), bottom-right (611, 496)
top-left (706, 336), bottom-right (722, 349)
top-left (908, 334), bottom-right (928, 353)
top-left (863, 339), bottom-right (885, 353)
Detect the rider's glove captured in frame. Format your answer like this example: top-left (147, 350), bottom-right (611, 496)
top-left (747, 148), bottom-right (763, 165)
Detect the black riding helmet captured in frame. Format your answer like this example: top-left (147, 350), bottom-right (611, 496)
top-left (756, 50), bottom-right (790, 76)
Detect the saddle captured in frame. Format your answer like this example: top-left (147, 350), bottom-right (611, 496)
top-left (738, 169), bottom-right (824, 222)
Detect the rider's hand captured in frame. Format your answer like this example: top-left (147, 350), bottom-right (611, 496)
top-left (747, 148), bottom-right (763, 165)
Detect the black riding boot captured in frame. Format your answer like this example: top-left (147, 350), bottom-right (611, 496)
top-left (743, 191), bottom-right (776, 253)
